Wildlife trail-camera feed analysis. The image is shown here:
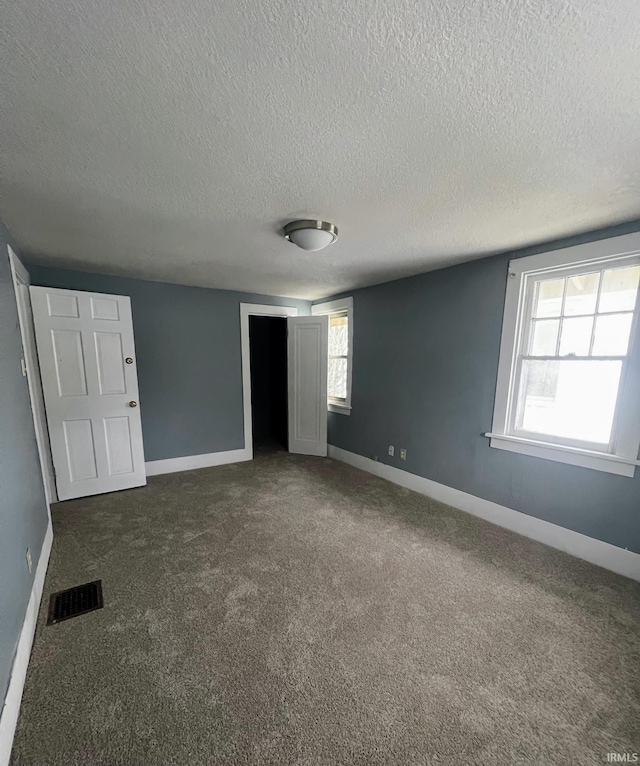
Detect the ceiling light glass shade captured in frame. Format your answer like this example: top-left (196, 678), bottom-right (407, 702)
top-left (284, 220), bottom-right (338, 251)
top-left (289, 228), bottom-right (334, 251)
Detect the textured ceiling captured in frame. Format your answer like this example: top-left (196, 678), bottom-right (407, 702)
top-left (1, 0), bottom-right (640, 299)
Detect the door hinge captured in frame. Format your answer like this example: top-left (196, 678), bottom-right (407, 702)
top-left (20, 358), bottom-right (28, 377)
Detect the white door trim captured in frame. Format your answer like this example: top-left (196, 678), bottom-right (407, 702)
top-left (7, 247), bottom-right (57, 506)
top-left (240, 303), bottom-right (298, 459)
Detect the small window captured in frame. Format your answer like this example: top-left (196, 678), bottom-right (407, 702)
top-left (488, 234), bottom-right (640, 477)
top-left (312, 297), bottom-right (353, 414)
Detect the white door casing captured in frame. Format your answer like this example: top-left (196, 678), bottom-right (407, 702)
top-left (287, 315), bottom-right (328, 456)
top-left (8, 248), bottom-right (57, 505)
top-left (30, 286), bottom-right (146, 500)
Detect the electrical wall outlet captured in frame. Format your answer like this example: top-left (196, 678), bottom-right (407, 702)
top-left (400, 448), bottom-right (407, 461)
top-left (371, 454), bottom-right (379, 461)
top-left (388, 445), bottom-right (394, 457)
top-left (26, 548), bottom-right (32, 573)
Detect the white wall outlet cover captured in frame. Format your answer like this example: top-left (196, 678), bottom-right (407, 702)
top-left (388, 446), bottom-right (394, 456)
top-left (400, 449), bottom-right (407, 460)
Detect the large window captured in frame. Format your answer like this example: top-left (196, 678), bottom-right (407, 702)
top-left (488, 234), bottom-right (640, 477)
top-left (312, 297), bottom-right (353, 415)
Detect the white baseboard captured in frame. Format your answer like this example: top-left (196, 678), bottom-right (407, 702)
top-left (145, 448), bottom-right (251, 477)
top-left (328, 445), bottom-right (640, 582)
top-left (0, 520), bottom-right (53, 766)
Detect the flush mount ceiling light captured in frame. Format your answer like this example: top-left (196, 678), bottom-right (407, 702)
top-left (283, 220), bottom-right (338, 251)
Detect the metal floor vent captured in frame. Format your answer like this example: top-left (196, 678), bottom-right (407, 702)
top-left (47, 580), bottom-right (104, 625)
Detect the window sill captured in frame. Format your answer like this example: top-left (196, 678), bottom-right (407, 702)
top-left (328, 403), bottom-right (351, 415)
top-left (485, 432), bottom-right (639, 477)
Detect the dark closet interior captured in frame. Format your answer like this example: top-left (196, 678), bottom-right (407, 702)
top-left (249, 316), bottom-right (288, 451)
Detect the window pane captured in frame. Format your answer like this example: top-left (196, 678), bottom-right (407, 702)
top-left (592, 313), bottom-right (634, 356)
top-left (534, 278), bottom-right (564, 318)
top-left (564, 272), bottom-right (599, 316)
top-left (558, 316), bottom-right (593, 356)
top-left (329, 314), bottom-right (348, 356)
top-left (599, 266), bottom-right (640, 313)
top-left (516, 360), bottom-right (622, 444)
top-left (530, 319), bottom-right (559, 355)
top-left (328, 357), bottom-right (347, 400)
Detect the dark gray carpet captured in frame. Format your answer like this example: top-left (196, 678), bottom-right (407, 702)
top-left (11, 450), bottom-right (640, 765)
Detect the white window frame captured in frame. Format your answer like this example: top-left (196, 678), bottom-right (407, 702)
top-left (312, 297), bottom-right (353, 415)
top-left (487, 232), bottom-right (640, 478)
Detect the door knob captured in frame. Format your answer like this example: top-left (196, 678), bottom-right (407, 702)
top-left (125, 357), bottom-right (134, 364)
top-left (128, 401), bottom-right (137, 408)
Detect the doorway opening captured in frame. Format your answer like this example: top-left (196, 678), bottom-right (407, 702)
top-left (249, 316), bottom-right (288, 454)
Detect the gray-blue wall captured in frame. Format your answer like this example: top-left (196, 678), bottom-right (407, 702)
top-left (320, 220), bottom-right (640, 554)
top-left (27, 266), bottom-right (310, 462)
top-left (0, 225), bottom-right (49, 706)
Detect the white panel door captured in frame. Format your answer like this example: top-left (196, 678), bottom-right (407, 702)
top-left (287, 315), bottom-right (328, 456)
top-left (30, 286), bottom-right (146, 500)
